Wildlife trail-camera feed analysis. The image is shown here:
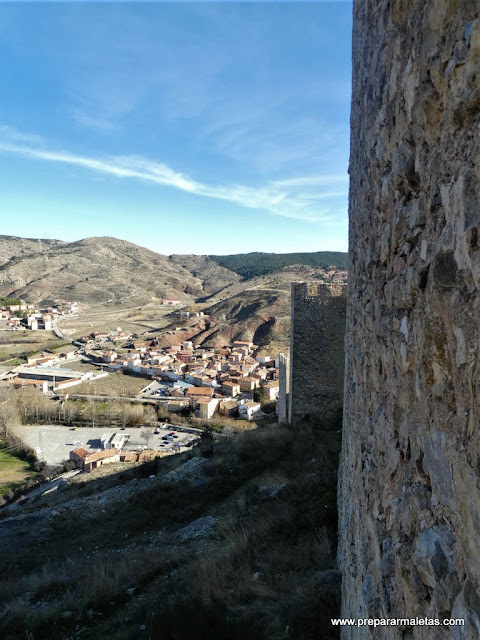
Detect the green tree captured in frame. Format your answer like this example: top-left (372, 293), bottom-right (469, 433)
top-left (254, 382), bottom-right (267, 404)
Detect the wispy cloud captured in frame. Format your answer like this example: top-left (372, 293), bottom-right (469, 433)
top-left (70, 108), bottom-right (119, 133)
top-left (0, 135), bottom-right (347, 223)
top-left (271, 175), bottom-right (348, 188)
top-left (0, 125), bottom-right (44, 145)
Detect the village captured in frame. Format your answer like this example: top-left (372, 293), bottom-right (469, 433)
top-left (0, 298), bottom-right (79, 332)
top-left (79, 333), bottom-right (280, 421)
top-left (0, 297), bottom-right (281, 478)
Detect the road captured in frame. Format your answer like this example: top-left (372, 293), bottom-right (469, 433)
top-left (67, 394), bottom-right (158, 405)
top-left (23, 469), bottom-right (81, 500)
top-left (52, 319), bottom-right (68, 341)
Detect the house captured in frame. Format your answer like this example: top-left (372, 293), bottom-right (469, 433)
top-left (239, 401), bottom-right (262, 420)
top-left (92, 331), bottom-right (109, 340)
top-left (232, 340), bottom-right (257, 355)
top-left (186, 387), bottom-right (214, 400)
top-left (251, 369), bottom-right (269, 381)
top-left (264, 381), bottom-right (280, 401)
top-left (195, 397), bottom-right (219, 420)
top-left (58, 351), bottom-right (76, 361)
top-left (238, 377), bottom-right (259, 392)
top-left (166, 399), bottom-right (190, 412)
top-left (192, 373), bottom-right (209, 386)
top-left (70, 447), bottom-right (92, 469)
top-left (84, 449), bottom-right (119, 473)
top-left (133, 363), bottom-right (153, 377)
top-left (176, 352), bottom-right (194, 363)
top-left (42, 315), bottom-right (53, 331)
top-left (222, 381), bottom-right (240, 397)
top-left (219, 400), bottom-right (239, 417)
top-left (12, 379), bottom-right (48, 393)
top-left (27, 315), bottom-right (39, 330)
top-left (229, 353), bottom-right (243, 365)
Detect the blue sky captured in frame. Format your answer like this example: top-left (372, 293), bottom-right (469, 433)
top-left (0, 1), bottom-right (352, 255)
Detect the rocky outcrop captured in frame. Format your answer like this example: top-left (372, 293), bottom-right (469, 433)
top-left (339, 1), bottom-right (480, 637)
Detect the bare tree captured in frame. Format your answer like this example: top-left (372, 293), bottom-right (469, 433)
top-left (140, 429), bottom-right (152, 448)
top-left (143, 405), bottom-right (157, 426)
top-left (0, 390), bottom-right (20, 436)
top-left (86, 397), bottom-right (99, 428)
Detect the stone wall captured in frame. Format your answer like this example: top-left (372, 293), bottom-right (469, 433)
top-left (288, 282), bottom-right (346, 425)
top-left (339, 0), bottom-right (480, 637)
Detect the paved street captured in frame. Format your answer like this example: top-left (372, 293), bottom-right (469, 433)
top-left (12, 424), bottom-right (198, 466)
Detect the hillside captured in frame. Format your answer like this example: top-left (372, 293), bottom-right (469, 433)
top-left (0, 423), bottom-right (341, 640)
top-left (0, 236), bottom-right (239, 307)
top-left (210, 251), bottom-right (349, 279)
top-left (0, 236), bottom-right (66, 268)
top-left (0, 235), bottom-right (347, 352)
top-left (188, 265), bottom-right (346, 353)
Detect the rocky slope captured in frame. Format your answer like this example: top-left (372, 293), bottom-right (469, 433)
top-left (0, 236), bottom-right (66, 267)
top-left (194, 266), bottom-right (347, 352)
top-left (0, 423), bottom-right (341, 640)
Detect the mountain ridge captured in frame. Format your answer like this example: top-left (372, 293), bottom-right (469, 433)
top-left (0, 235), bottom-right (348, 351)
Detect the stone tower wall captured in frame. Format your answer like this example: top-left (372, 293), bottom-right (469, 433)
top-left (339, 0), bottom-right (480, 636)
top-left (288, 282), bottom-right (346, 425)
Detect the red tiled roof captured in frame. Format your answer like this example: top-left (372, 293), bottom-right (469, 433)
top-left (186, 387), bottom-right (214, 397)
top-left (85, 449), bottom-right (118, 463)
top-left (71, 447), bottom-right (91, 459)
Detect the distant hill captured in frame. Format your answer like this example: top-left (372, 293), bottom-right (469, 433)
top-left (0, 236), bottom-right (239, 306)
top-left (210, 251), bottom-right (349, 279)
top-left (0, 235), bottom-right (348, 352)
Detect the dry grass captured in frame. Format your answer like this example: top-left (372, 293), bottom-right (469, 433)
top-left (0, 422), bottom-right (341, 640)
top-left (61, 370), bottom-right (149, 397)
top-left (58, 304), bottom-right (173, 340)
top-left (0, 329), bottom-right (65, 362)
top-left (0, 548), bottom-right (177, 637)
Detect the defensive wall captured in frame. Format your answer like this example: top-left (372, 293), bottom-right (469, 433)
top-left (288, 281), bottom-right (347, 426)
top-left (339, 1), bottom-right (480, 637)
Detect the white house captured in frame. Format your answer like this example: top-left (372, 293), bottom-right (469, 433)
top-left (238, 401), bottom-right (262, 420)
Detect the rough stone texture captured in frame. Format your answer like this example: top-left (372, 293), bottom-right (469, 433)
top-left (339, 1), bottom-right (480, 637)
top-left (288, 282), bottom-right (346, 425)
